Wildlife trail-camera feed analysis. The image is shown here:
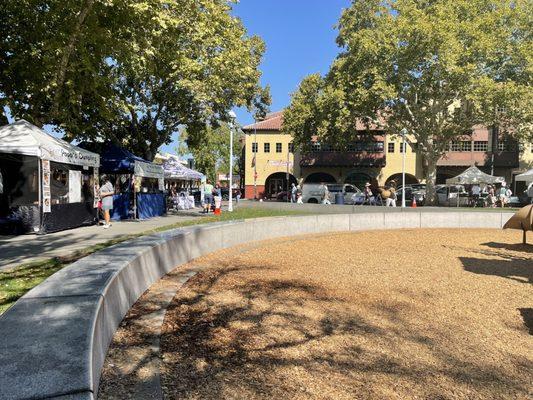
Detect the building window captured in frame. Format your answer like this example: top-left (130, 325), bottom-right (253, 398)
top-left (450, 141), bottom-right (461, 151)
top-left (373, 142), bottom-right (384, 152)
top-left (388, 142), bottom-right (395, 153)
top-left (311, 143), bottom-right (321, 152)
top-left (252, 142), bottom-right (258, 153)
top-left (399, 142), bottom-right (407, 153)
top-left (451, 141), bottom-right (471, 152)
top-left (288, 142), bottom-right (294, 153)
top-left (264, 143), bottom-right (270, 153)
top-left (473, 141), bottom-right (488, 152)
top-left (276, 143), bottom-right (282, 153)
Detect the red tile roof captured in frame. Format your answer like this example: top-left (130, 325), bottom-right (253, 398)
top-left (242, 111), bottom-right (283, 131)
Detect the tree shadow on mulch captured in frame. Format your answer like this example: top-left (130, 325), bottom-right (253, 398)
top-left (158, 261), bottom-right (531, 400)
top-left (481, 241), bottom-right (533, 253)
top-left (518, 308), bottom-right (533, 335)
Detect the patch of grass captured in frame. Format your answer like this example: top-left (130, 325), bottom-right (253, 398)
top-left (0, 207), bottom-right (307, 315)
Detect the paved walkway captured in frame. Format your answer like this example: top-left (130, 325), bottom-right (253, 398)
top-left (0, 212), bottom-right (204, 270)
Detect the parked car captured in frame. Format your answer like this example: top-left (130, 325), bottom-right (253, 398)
top-left (435, 184), bottom-right (469, 206)
top-left (302, 183), bottom-right (364, 204)
top-left (220, 187), bottom-right (242, 200)
top-left (396, 185), bottom-right (426, 206)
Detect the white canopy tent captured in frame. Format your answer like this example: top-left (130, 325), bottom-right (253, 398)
top-left (0, 120), bottom-right (100, 233)
top-left (446, 166), bottom-right (505, 185)
top-left (0, 120), bottom-right (99, 167)
top-left (515, 169), bottom-right (533, 183)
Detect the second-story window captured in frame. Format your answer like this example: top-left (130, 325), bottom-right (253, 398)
top-left (252, 142), bottom-right (258, 153)
top-left (462, 141), bottom-right (472, 152)
top-left (473, 141), bottom-right (488, 152)
top-left (399, 142), bottom-right (407, 153)
top-left (264, 143), bottom-right (270, 153)
top-left (288, 142), bottom-right (294, 153)
top-left (388, 142), bottom-right (395, 153)
top-left (311, 143), bottom-right (321, 152)
top-left (276, 143), bottom-right (282, 153)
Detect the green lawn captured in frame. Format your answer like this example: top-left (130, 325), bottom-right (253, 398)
top-left (0, 208), bottom-right (307, 315)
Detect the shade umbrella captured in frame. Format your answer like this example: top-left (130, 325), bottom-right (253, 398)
top-left (503, 204), bottom-right (533, 244)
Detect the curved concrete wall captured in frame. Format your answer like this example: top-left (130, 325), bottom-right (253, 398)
top-left (0, 211), bottom-right (515, 400)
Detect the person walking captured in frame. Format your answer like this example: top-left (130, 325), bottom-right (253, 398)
top-left (363, 182), bottom-right (374, 205)
top-left (290, 183), bottom-right (297, 203)
top-left (296, 185), bottom-right (303, 204)
top-left (498, 182), bottom-right (508, 208)
top-left (99, 175), bottom-right (114, 229)
top-left (319, 182), bottom-right (331, 205)
top-left (471, 184), bottom-right (481, 207)
top-left (202, 179), bottom-right (214, 213)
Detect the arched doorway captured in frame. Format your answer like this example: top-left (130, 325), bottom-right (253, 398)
top-left (385, 173), bottom-right (419, 187)
top-left (264, 172), bottom-right (297, 199)
top-left (344, 172), bottom-right (375, 190)
top-left (304, 172), bottom-right (336, 184)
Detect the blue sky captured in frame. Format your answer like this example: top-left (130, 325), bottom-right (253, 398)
top-left (161, 0), bottom-right (350, 154)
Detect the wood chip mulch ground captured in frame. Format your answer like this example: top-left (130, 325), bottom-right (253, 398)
top-left (159, 229), bottom-right (532, 400)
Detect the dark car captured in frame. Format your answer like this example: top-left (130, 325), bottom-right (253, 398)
top-left (220, 187), bottom-right (242, 200)
top-left (396, 185), bottom-right (426, 206)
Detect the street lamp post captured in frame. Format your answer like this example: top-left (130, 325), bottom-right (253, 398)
top-left (401, 128), bottom-right (407, 208)
top-left (228, 111), bottom-right (236, 212)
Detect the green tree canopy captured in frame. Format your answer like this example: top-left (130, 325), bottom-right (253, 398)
top-left (284, 0), bottom-right (532, 203)
top-left (0, 0), bottom-right (269, 160)
top-left (177, 123), bottom-right (242, 183)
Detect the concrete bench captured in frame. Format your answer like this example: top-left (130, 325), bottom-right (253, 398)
top-left (0, 211), bottom-right (514, 400)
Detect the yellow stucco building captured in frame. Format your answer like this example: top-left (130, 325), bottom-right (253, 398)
top-left (241, 111), bottom-right (530, 199)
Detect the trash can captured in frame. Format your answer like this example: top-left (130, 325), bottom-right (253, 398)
top-left (335, 192), bottom-right (344, 205)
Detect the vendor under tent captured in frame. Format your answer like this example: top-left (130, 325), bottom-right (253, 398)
top-left (0, 120), bottom-right (99, 234)
top-left (163, 158), bottom-right (204, 188)
top-left (80, 143), bottom-right (165, 220)
top-left (163, 158), bottom-right (204, 208)
top-left (515, 169), bottom-right (533, 183)
top-left (446, 166), bottom-right (505, 185)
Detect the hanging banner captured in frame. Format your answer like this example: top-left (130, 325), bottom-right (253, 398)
top-left (43, 190), bottom-right (51, 213)
top-left (42, 159), bottom-right (51, 213)
top-left (268, 160), bottom-right (293, 167)
top-left (68, 170), bottom-right (82, 203)
top-left (158, 178), bottom-right (164, 191)
top-left (134, 160), bottom-right (164, 179)
top-left (93, 167), bottom-right (99, 208)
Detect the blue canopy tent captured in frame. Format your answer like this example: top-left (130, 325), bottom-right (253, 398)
top-left (81, 143), bottom-right (165, 220)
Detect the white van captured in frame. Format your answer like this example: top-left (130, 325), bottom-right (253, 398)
top-left (301, 183), bottom-right (364, 204)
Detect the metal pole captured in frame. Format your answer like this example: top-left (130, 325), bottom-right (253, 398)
top-left (401, 129), bottom-right (406, 208)
top-left (228, 120), bottom-right (234, 212)
top-left (254, 119), bottom-right (257, 200)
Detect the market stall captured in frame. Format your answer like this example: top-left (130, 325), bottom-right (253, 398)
top-left (446, 166), bottom-right (505, 185)
top-left (446, 166), bottom-right (505, 207)
top-left (81, 143), bottom-right (165, 220)
top-left (163, 159), bottom-right (204, 208)
top-left (0, 120), bottom-right (99, 234)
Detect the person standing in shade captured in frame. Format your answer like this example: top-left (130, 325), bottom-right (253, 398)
top-left (527, 182), bottom-right (533, 204)
top-left (202, 179), bottom-right (214, 213)
top-left (99, 175), bottom-right (114, 229)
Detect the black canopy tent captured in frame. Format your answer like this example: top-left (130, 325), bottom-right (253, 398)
top-left (0, 120), bottom-right (100, 234)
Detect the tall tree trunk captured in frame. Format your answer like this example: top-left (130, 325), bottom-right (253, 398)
top-left (424, 155), bottom-right (438, 206)
top-left (50, 0), bottom-right (95, 119)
